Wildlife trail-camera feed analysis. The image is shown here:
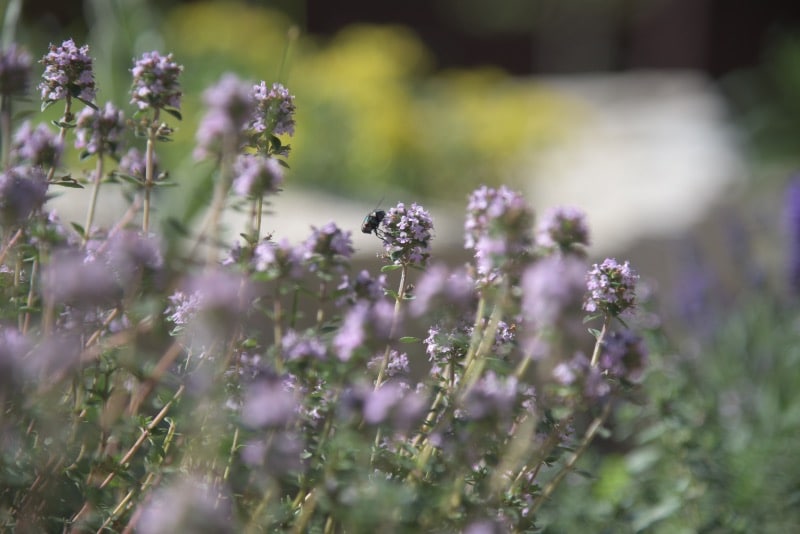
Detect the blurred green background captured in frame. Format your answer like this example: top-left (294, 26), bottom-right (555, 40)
top-left (6, 0), bottom-right (579, 222)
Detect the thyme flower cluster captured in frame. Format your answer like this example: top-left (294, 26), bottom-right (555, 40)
top-left (232, 154), bottom-right (284, 197)
top-left (0, 44), bottom-right (32, 97)
top-left (584, 258), bottom-right (639, 316)
top-left (538, 205), bottom-right (590, 252)
top-left (250, 81), bottom-right (296, 136)
top-left (130, 51), bottom-right (183, 111)
top-left (74, 102), bottom-right (126, 157)
top-left (39, 39), bottom-right (95, 104)
top-left (194, 74), bottom-right (254, 159)
top-left (12, 121), bottom-right (63, 168)
top-left (378, 201), bottom-right (434, 266)
top-left (464, 185), bottom-right (534, 280)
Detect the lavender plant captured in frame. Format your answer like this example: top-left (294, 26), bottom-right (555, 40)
top-left (0, 36), bottom-right (652, 533)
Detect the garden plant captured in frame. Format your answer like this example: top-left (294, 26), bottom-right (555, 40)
top-left (0, 38), bottom-right (649, 532)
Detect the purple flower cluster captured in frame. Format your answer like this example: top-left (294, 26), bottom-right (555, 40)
top-left (333, 300), bottom-right (395, 361)
top-left (337, 270), bottom-right (386, 305)
top-left (165, 290), bottom-right (202, 328)
top-left (521, 255), bottom-right (586, 327)
top-left (232, 154), bottom-right (284, 197)
top-left (165, 269), bottom-right (253, 335)
top-left (130, 51), bottom-right (183, 111)
top-left (584, 258), bottom-right (638, 316)
top-left (464, 185), bottom-right (534, 279)
top-left (379, 202), bottom-right (434, 266)
top-left (74, 102), bottom-right (126, 157)
top-left (241, 376), bottom-right (299, 428)
top-left (303, 221), bottom-right (354, 273)
top-left (461, 372), bottom-right (519, 421)
top-left (252, 238), bottom-right (305, 279)
top-left (425, 321), bottom-right (471, 378)
top-left (0, 166), bottom-right (49, 226)
top-left (552, 353), bottom-right (611, 401)
top-left (119, 147), bottom-right (160, 180)
top-left (410, 263), bottom-right (476, 317)
top-left (282, 329), bottom-right (327, 361)
top-left (39, 39), bottom-right (95, 104)
top-left (361, 381), bottom-right (427, 431)
top-left (45, 233), bottom-right (162, 307)
top-left (250, 81), bottom-right (296, 136)
top-left (104, 230), bottom-right (163, 287)
top-left (368, 349), bottom-right (410, 379)
top-left (0, 44), bottom-right (32, 97)
top-left (137, 477), bottom-right (236, 534)
top-left (12, 121), bottom-right (63, 168)
top-left (537, 206), bottom-right (589, 252)
top-left (43, 249), bottom-right (122, 307)
top-left (0, 326), bottom-right (30, 390)
top-left (194, 74), bottom-right (254, 160)
top-left (598, 330), bottom-right (648, 382)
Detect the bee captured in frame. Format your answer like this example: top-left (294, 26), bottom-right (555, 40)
top-left (361, 208), bottom-right (386, 239)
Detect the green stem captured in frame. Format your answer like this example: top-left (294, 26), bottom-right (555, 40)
top-left (142, 110), bottom-right (159, 234)
top-left (21, 256), bottom-right (37, 334)
top-left (273, 286), bottom-right (285, 373)
top-left (459, 285), bottom-right (507, 398)
top-left (374, 263), bottom-right (407, 389)
top-left (0, 94), bottom-right (11, 170)
top-left (529, 401), bottom-right (612, 515)
top-left (204, 154), bottom-right (233, 266)
top-left (590, 314), bottom-right (612, 368)
top-left (83, 151), bottom-right (105, 244)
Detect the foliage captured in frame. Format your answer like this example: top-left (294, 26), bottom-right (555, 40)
top-left (538, 294), bottom-right (800, 533)
top-left (0, 33), bottom-right (647, 533)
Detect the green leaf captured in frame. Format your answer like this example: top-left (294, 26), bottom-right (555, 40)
top-left (113, 172), bottom-right (144, 186)
top-left (75, 95), bottom-right (98, 110)
top-left (71, 222), bottom-right (86, 237)
top-left (53, 178), bottom-right (84, 189)
top-left (165, 217), bottom-right (190, 237)
top-left (163, 107), bottom-right (182, 121)
top-left (380, 264), bottom-right (403, 273)
top-left (51, 118), bottom-right (75, 129)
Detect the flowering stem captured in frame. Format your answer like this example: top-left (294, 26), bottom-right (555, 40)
top-left (457, 295), bottom-right (486, 382)
top-left (529, 401), bottom-right (612, 515)
top-left (250, 194), bottom-right (264, 244)
top-left (460, 284), bottom-right (508, 397)
top-left (204, 154), bottom-right (233, 266)
top-left (40, 100), bottom-right (72, 336)
top-left (221, 426), bottom-right (239, 486)
top-left (590, 314), bottom-right (612, 367)
top-left (142, 110), bottom-right (159, 234)
top-left (21, 255), bottom-right (38, 334)
top-left (273, 287), bottom-right (285, 373)
top-left (374, 263), bottom-right (407, 389)
top-left (71, 384), bottom-right (185, 526)
top-left (0, 94), bottom-right (10, 169)
top-left (0, 228), bottom-right (22, 264)
top-left (83, 150), bottom-right (105, 244)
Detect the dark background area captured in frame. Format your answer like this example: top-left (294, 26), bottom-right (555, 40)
top-left (21, 0), bottom-right (800, 77)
